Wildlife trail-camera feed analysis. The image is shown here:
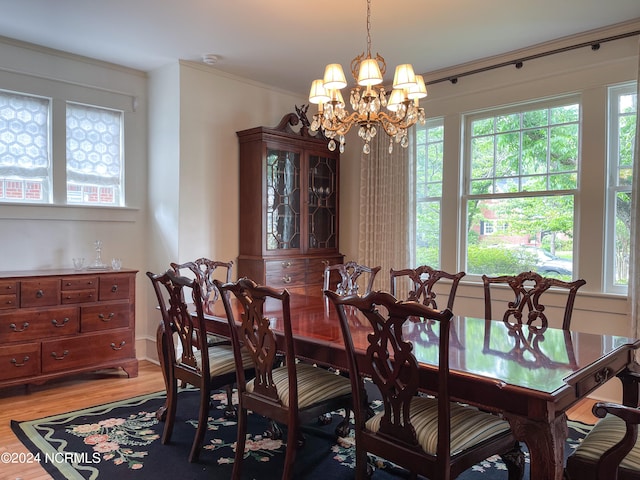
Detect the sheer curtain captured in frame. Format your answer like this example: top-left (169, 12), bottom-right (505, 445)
top-left (357, 134), bottom-right (415, 297)
top-left (629, 39), bottom-right (640, 341)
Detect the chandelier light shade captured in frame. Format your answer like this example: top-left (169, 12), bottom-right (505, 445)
top-left (309, 0), bottom-right (427, 154)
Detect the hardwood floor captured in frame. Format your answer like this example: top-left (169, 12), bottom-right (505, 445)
top-left (0, 359), bottom-right (599, 480)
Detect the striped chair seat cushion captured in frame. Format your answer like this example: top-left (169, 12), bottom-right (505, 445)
top-left (571, 414), bottom-right (640, 471)
top-left (247, 363), bottom-right (352, 409)
top-left (191, 344), bottom-right (254, 378)
top-left (365, 396), bottom-right (512, 456)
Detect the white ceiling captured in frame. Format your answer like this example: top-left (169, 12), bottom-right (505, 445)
top-left (0, 0), bottom-right (638, 96)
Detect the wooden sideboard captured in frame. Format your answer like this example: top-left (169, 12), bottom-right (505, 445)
top-left (0, 268), bottom-right (138, 388)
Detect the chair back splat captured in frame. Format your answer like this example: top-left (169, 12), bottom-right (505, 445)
top-left (170, 258), bottom-right (233, 308)
top-left (326, 290), bottom-right (524, 479)
top-left (323, 261), bottom-right (381, 296)
top-left (216, 277), bottom-right (352, 480)
top-left (482, 271), bottom-right (586, 330)
top-left (390, 265), bottom-right (466, 310)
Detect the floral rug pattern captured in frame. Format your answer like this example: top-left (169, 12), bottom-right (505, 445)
top-left (12, 388), bottom-right (591, 480)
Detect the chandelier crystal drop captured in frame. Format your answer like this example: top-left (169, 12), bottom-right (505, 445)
top-left (308, 0), bottom-right (427, 155)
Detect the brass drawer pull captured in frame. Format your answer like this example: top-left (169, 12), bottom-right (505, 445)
top-left (98, 313), bottom-right (116, 322)
top-left (9, 322), bottom-right (29, 332)
top-left (282, 275), bottom-right (292, 284)
top-left (51, 317), bottom-right (70, 327)
top-left (111, 284), bottom-right (119, 293)
top-left (36, 289), bottom-right (44, 298)
top-left (110, 341), bottom-right (126, 351)
top-left (281, 261), bottom-right (292, 268)
top-left (10, 356), bottom-right (30, 367)
top-left (51, 350), bottom-right (69, 360)
top-left (595, 367), bottom-right (612, 384)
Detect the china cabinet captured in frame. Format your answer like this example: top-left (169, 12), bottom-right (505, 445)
top-left (237, 111), bottom-right (343, 295)
top-left (0, 268), bottom-right (138, 389)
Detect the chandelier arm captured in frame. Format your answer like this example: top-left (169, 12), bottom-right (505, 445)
top-left (315, 111), bottom-right (361, 137)
top-left (377, 109), bottom-right (414, 130)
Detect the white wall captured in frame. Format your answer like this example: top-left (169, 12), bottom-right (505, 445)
top-left (143, 61), bottom-right (307, 360)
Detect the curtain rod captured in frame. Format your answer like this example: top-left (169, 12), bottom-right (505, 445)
top-left (426, 29), bottom-right (640, 86)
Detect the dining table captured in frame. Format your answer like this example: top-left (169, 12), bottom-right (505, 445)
top-left (157, 292), bottom-right (640, 480)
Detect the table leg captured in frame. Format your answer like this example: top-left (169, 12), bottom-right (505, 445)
top-left (505, 412), bottom-right (568, 480)
top-left (619, 367), bottom-right (640, 407)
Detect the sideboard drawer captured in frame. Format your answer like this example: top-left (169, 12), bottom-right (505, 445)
top-left (0, 343), bottom-right (40, 381)
top-left (42, 329), bottom-right (134, 373)
top-left (99, 275), bottom-right (131, 301)
top-left (0, 307), bottom-right (79, 342)
top-left (0, 294), bottom-right (17, 310)
top-left (20, 279), bottom-right (60, 308)
top-left (61, 276), bottom-right (98, 291)
top-left (81, 302), bottom-right (131, 332)
top-left (61, 289), bottom-right (97, 304)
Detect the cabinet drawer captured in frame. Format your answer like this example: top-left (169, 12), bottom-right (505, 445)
top-left (20, 279), bottom-right (60, 308)
top-left (0, 343), bottom-right (40, 381)
top-left (99, 275), bottom-right (131, 301)
top-left (61, 289), bottom-right (97, 304)
top-left (0, 293), bottom-right (17, 310)
top-left (265, 259), bottom-right (306, 288)
top-left (0, 307), bottom-right (79, 342)
top-left (61, 276), bottom-right (98, 291)
top-left (81, 302), bottom-right (131, 332)
top-left (42, 329), bottom-right (134, 373)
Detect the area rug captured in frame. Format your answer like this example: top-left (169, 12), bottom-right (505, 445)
top-left (12, 387), bottom-right (591, 479)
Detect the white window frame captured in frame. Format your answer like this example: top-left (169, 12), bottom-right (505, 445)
top-left (604, 82), bottom-right (637, 294)
top-left (461, 94), bottom-right (581, 280)
top-left (414, 117), bottom-right (444, 268)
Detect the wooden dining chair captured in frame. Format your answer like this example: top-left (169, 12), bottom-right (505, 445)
top-left (215, 277), bottom-right (353, 480)
top-left (566, 402), bottom-right (640, 480)
top-left (147, 269), bottom-right (253, 463)
top-left (389, 265), bottom-right (466, 310)
top-left (170, 258), bottom-right (235, 414)
top-left (323, 261), bottom-right (381, 296)
top-left (325, 289), bottom-right (524, 480)
top-left (482, 271), bottom-right (586, 330)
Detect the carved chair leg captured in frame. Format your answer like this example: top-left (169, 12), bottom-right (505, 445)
top-left (223, 384), bottom-right (236, 419)
top-left (335, 407), bottom-right (351, 438)
top-left (264, 418), bottom-right (283, 440)
top-left (501, 441), bottom-right (525, 480)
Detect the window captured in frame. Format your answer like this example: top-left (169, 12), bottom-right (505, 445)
top-left (66, 103), bottom-right (123, 206)
top-left (463, 97), bottom-right (580, 279)
top-left (606, 83), bottom-right (637, 292)
top-left (0, 90), bottom-right (125, 207)
top-left (0, 91), bottom-right (51, 203)
top-left (414, 118), bottom-right (444, 268)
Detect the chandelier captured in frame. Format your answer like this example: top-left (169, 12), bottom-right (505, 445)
top-left (308, 0), bottom-right (427, 155)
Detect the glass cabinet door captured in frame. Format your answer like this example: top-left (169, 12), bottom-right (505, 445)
top-left (266, 148), bottom-right (301, 251)
top-left (308, 154), bottom-right (337, 250)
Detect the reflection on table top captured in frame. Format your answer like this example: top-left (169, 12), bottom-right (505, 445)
top-left (203, 292), bottom-right (640, 396)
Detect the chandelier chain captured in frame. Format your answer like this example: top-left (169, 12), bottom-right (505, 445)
top-left (366, 0), bottom-right (372, 57)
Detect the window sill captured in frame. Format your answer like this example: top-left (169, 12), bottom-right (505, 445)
top-left (0, 203), bottom-right (139, 222)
